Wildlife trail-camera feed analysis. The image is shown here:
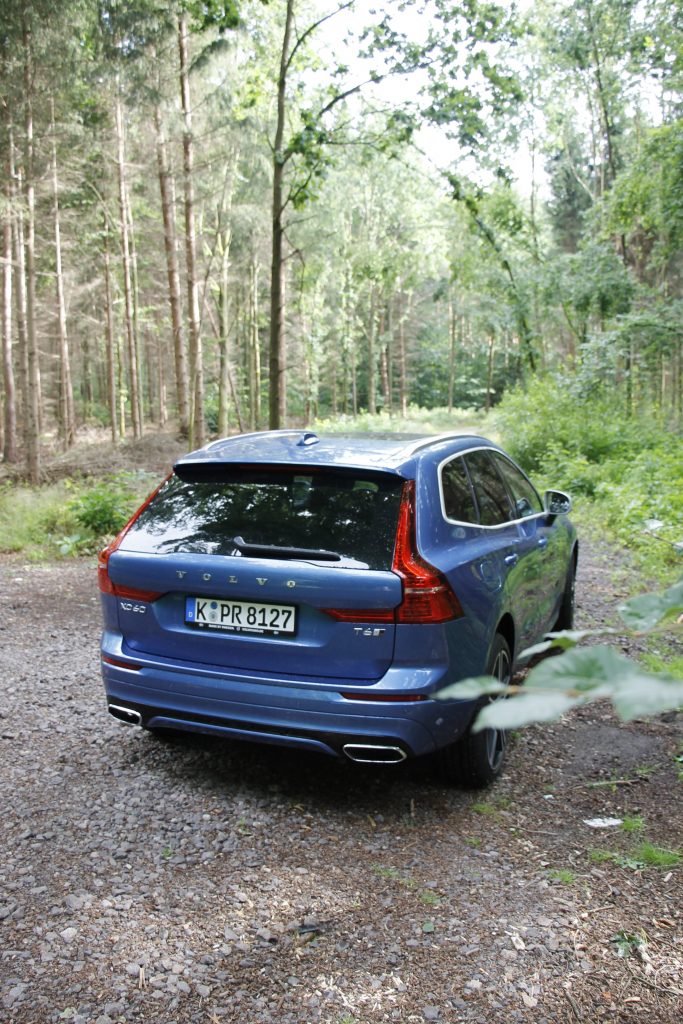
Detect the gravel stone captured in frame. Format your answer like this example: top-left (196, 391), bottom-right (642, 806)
top-left (0, 537), bottom-right (681, 1024)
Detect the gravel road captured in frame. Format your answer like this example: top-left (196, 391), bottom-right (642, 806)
top-left (1, 541), bottom-right (681, 1024)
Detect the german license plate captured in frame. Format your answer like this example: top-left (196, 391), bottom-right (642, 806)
top-left (185, 596), bottom-right (297, 636)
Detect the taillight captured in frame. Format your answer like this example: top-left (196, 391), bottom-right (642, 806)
top-left (392, 480), bottom-right (463, 624)
top-left (97, 476), bottom-right (170, 602)
top-left (322, 480), bottom-right (463, 626)
top-left (322, 607), bottom-right (394, 623)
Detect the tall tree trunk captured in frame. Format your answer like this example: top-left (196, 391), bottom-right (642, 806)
top-left (367, 287), bottom-right (377, 414)
top-left (114, 78), bottom-right (142, 439)
top-left (127, 188), bottom-right (144, 432)
top-left (486, 335), bottom-right (495, 412)
top-left (22, 19), bottom-right (40, 483)
top-left (11, 156), bottom-right (29, 448)
top-left (218, 237), bottom-right (231, 437)
top-left (178, 13), bottom-right (204, 448)
top-left (269, 0), bottom-right (294, 429)
top-left (50, 97), bottom-right (75, 448)
top-left (2, 157), bottom-right (17, 462)
top-left (153, 101), bottom-right (189, 437)
top-left (248, 255), bottom-right (261, 430)
top-left (102, 220), bottom-right (118, 443)
top-left (447, 291), bottom-right (456, 413)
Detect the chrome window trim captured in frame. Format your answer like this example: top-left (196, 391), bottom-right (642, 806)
top-left (437, 447), bottom-right (548, 531)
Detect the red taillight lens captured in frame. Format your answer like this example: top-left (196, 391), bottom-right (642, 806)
top-left (392, 480), bottom-right (463, 624)
top-left (98, 475), bottom-right (170, 602)
top-left (102, 655), bottom-right (142, 671)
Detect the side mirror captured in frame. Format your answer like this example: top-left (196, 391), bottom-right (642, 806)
top-left (544, 489), bottom-right (572, 516)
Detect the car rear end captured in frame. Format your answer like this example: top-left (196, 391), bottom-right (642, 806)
top-left (99, 432), bottom-right (477, 763)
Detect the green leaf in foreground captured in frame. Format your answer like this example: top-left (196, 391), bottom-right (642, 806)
top-left (438, 645), bottom-right (683, 731)
top-left (618, 578), bottom-right (683, 631)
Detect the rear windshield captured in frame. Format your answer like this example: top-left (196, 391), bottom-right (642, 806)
top-left (121, 467), bottom-right (404, 570)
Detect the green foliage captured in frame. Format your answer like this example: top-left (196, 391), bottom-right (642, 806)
top-left (313, 405), bottom-right (492, 438)
top-left (438, 579), bottom-right (683, 729)
top-left (68, 475), bottom-right (138, 537)
top-left (495, 375), bottom-right (683, 574)
top-left (0, 474), bottom-right (154, 560)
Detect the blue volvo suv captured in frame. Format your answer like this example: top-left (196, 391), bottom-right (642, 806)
top-left (99, 430), bottom-right (576, 787)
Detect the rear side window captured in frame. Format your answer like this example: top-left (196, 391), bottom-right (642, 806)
top-left (492, 453), bottom-right (542, 519)
top-left (464, 450), bottom-right (513, 527)
top-left (441, 456), bottom-right (478, 523)
top-left (120, 468), bottom-right (404, 570)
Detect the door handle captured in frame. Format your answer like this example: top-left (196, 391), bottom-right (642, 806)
top-left (504, 553), bottom-right (519, 566)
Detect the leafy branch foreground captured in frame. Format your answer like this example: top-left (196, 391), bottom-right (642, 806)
top-left (439, 580), bottom-right (683, 729)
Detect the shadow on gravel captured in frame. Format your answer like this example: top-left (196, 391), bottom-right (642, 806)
top-left (126, 726), bottom-right (466, 819)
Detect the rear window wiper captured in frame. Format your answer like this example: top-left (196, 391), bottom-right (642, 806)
top-left (232, 536), bottom-right (342, 562)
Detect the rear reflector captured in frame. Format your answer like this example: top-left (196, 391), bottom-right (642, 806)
top-left (102, 655), bottom-right (142, 672)
top-left (340, 692), bottom-right (426, 702)
top-left (323, 607), bottom-right (394, 623)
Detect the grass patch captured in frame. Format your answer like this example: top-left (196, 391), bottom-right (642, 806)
top-left (313, 405), bottom-right (494, 439)
top-left (548, 869), bottom-right (575, 884)
top-left (620, 816), bottom-right (645, 833)
top-left (589, 842), bottom-right (680, 870)
top-left (471, 801), bottom-right (499, 816)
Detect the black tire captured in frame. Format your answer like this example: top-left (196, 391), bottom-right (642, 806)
top-left (436, 634), bottom-right (512, 789)
top-left (554, 555), bottom-right (577, 631)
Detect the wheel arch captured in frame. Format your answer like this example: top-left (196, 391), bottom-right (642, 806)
top-left (495, 613), bottom-right (516, 665)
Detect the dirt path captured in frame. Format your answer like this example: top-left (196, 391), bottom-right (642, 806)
top-left (0, 539), bottom-right (681, 1024)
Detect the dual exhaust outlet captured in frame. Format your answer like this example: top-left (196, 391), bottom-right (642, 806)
top-left (108, 704), bottom-right (407, 764)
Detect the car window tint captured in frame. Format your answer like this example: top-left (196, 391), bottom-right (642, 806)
top-left (492, 453), bottom-right (543, 519)
top-left (441, 456), bottom-right (478, 523)
top-left (464, 450), bottom-right (513, 526)
top-left (120, 469), bottom-right (404, 571)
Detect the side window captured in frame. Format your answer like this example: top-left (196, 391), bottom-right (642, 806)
top-left (441, 456), bottom-right (478, 523)
top-left (464, 450), bottom-right (513, 526)
top-left (492, 454), bottom-right (543, 519)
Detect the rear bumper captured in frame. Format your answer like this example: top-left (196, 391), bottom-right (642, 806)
top-left (100, 644), bottom-right (477, 761)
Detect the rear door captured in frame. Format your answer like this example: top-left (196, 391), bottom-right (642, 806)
top-left (108, 467), bottom-right (405, 683)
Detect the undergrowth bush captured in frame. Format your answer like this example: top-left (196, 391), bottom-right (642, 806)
top-left (0, 472), bottom-right (155, 560)
top-left (495, 375), bottom-right (683, 578)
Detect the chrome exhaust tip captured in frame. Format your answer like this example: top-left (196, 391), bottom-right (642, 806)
top-left (108, 704), bottom-right (142, 726)
top-left (342, 743), bottom-right (407, 765)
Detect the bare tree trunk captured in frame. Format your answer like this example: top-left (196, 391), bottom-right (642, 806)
top-left (153, 100), bottom-right (189, 437)
top-left (157, 330), bottom-right (167, 426)
top-left (102, 221), bottom-right (118, 443)
top-left (178, 13), bottom-right (204, 448)
top-left (397, 291), bottom-right (408, 418)
top-left (269, 0), bottom-right (294, 429)
top-left (114, 78), bottom-right (142, 439)
top-left (447, 290), bottom-right (456, 413)
top-left (218, 237), bottom-right (231, 437)
top-left (127, 188), bottom-right (144, 432)
top-left (367, 287), bottom-right (377, 414)
top-left (249, 256), bottom-right (261, 429)
top-left (379, 305), bottom-right (390, 412)
top-left (50, 97), bottom-right (75, 448)
top-left (22, 19), bottom-right (40, 482)
top-left (11, 153), bottom-right (28, 446)
top-left (486, 335), bottom-right (495, 412)
top-left (2, 157), bottom-right (17, 462)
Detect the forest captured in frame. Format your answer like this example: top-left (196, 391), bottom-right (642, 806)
top-left (0, 0), bottom-right (681, 549)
